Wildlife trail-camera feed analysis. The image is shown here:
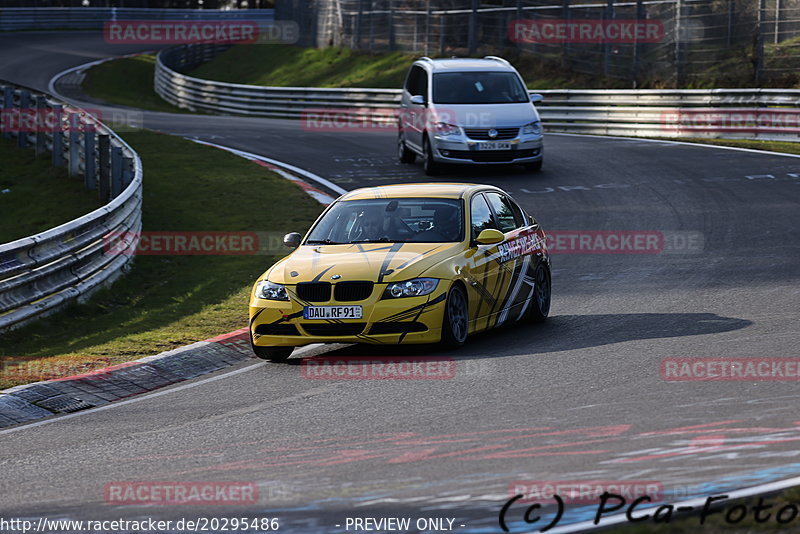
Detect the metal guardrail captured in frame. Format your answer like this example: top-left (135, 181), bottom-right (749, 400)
top-left (155, 44), bottom-right (800, 143)
top-left (0, 82), bottom-right (142, 333)
top-left (0, 8), bottom-right (274, 31)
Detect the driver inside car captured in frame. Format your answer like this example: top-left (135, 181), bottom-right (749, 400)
top-left (355, 210), bottom-right (385, 241)
top-left (411, 204), bottom-right (460, 242)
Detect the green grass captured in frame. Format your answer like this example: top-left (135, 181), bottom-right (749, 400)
top-left (82, 54), bottom-right (190, 113)
top-left (190, 44), bottom-right (416, 88)
top-left (644, 137), bottom-right (800, 156)
top-left (0, 138), bottom-right (102, 243)
top-left (0, 130), bottom-right (323, 389)
top-left (187, 44), bottom-right (630, 90)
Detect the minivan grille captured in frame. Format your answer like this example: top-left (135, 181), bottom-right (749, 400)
top-left (295, 282), bottom-right (331, 302)
top-left (464, 127), bottom-right (519, 140)
top-left (445, 148), bottom-right (538, 162)
top-left (334, 281), bottom-right (374, 302)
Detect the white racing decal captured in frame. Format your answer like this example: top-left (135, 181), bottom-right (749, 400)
top-left (497, 231), bottom-right (545, 262)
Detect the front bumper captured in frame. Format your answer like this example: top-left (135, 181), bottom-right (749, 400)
top-left (249, 283), bottom-right (448, 347)
top-left (431, 135), bottom-right (543, 164)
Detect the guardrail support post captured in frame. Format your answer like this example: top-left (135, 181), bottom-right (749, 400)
top-left (388, 1), bottom-right (395, 51)
top-left (0, 86), bottom-right (8, 139)
top-left (122, 156), bottom-right (134, 189)
top-left (17, 90), bottom-right (30, 148)
top-left (468, 0), bottom-right (477, 54)
top-left (0, 86), bottom-right (7, 139)
top-left (355, 0), bottom-right (363, 49)
top-left (425, 0), bottom-right (431, 56)
top-left (35, 95), bottom-right (47, 156)
top-left (633, 0), bottom-right (644, 88)
top-left (68, 112), bottom-right (80, 177)
top-left (439, 13), bottom-right (446, 55)
top-left (51, 104), bottom-right (63, 167)
top-left (84, 129), bottom-right (97, 190)
top-left (368, 0), bottom-right (375, 51)
top-left (756, 0), bottom-right (766, 84)
top-left (98, 134), bottom-right (111, 201)
top-left (562, 0), bottom-right (570, 66)
top-left (111, 145), bottom-right (123, 198)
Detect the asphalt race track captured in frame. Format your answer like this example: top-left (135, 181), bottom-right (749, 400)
top-left (1, 31), bottom-right (800, 533)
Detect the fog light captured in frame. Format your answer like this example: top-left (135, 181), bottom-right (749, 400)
top-left (440, 150), bottom-right (450, 157)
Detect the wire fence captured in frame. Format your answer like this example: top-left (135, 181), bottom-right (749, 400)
top-left (276, 0), bottom-right (800, 87)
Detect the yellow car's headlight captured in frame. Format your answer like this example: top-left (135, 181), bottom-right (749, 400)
top-left (256, 280), bottom-right (289, 301)
top-left (383, 278), bottom-right (439, 299)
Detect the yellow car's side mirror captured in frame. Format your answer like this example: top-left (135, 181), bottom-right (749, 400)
top-left (475, 228), bottom-right (505, 245)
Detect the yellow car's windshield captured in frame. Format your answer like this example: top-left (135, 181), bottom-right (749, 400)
top-left (306, 198), bottom-right (464, 244)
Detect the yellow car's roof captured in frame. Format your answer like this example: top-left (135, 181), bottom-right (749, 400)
top-left (339, 183), bottom-right (497, 201)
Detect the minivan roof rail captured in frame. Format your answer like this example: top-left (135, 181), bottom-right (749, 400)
top-left (483, 55), bottom-right (510, 65)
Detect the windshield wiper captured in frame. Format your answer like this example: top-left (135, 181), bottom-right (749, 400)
top-left (306, 239), bottom-right (345, 245)
top-left (350, 237), bottom-right (392, 243)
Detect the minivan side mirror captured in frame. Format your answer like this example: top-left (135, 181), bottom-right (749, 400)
top-left (410, 95), bottom-right (427, 106)
top-left (529, 93), bottom-right (543, 104)
top-left (283, 232), bottom-right (302, 248)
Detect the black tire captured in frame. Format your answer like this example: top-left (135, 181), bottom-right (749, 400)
top-left (422, 135), bottom-right (441, 176)
top-left (252, 344), bottom-right (294, 362)
top-left (527, 263), bottom-right (551, 323)
top-left (397, 130), bottom-right (416, 164)
top-left (524, 159), bottom-right (543, 172)
top-left (440, 283), bottom-right (469, 348)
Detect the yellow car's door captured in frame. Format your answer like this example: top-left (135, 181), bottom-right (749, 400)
top-left (463, 192), bottom-right (510, 333)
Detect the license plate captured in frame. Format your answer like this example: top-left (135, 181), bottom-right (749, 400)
top-left (476, 142), bottom-right (511, 150)
top-left (303, 306), bottom-right (363, 320)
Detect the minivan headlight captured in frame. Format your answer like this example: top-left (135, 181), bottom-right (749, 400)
top-left (434, 122), bottom-right (461, 137)
top-left (256, 280), bottom-right (289, 301)
top-left (522, 121), bottom-right (542, 136)
top-left (383, 278), bottom-right (439, 298)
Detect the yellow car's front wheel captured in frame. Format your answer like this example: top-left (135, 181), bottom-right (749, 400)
top-left (440, 283), bottom-right (468, 348)
top-left (252, 344), bottom-right (294, 363)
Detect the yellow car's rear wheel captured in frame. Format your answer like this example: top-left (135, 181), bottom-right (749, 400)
top-left (527, 263), bottom-right (551, 323)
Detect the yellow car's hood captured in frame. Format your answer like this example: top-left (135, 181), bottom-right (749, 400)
top-left (267, 242), bottom-right (462, 284)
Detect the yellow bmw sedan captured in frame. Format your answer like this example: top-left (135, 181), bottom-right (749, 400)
top-left (249, 183), bottom-right (551, 361)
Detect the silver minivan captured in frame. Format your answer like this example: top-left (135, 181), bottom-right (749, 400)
top-left (397, 56), bottom-right (543, 176)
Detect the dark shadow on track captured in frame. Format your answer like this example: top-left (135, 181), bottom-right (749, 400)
top-left (284, 312), bottom-right (752, 364)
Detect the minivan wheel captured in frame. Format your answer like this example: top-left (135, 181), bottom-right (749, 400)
top-left (423, 135), bottom-right (441, 176)
top-left (397, 131), bottom-right (416, 164)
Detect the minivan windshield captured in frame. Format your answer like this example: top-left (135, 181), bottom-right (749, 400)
top-left (432, 71), bottom-right (529, 104)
